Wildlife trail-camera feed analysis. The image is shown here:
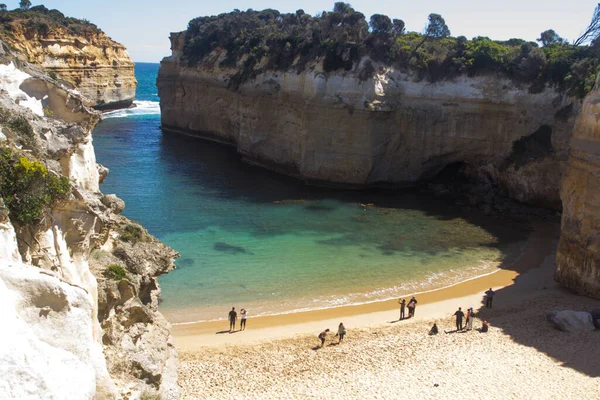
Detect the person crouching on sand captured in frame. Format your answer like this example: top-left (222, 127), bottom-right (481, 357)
top-left (429, 322), bottom-right (439, 335)
top-left (336, 323), bottom-right (346, 343)
top-left (318, 329), bottom-right (330, 347)
top-left (480, 320), bottom-right (489, 333)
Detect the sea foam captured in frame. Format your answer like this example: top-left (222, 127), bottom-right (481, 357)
top-left (103, 100), bottom-right (160, 119)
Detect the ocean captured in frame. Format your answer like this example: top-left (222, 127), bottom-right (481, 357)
top-left (92, 62), bottom-right (530, 324)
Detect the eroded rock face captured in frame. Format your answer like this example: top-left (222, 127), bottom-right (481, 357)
top-left (0, 264), bottom-right (115, 400)
top-left (0, 46), bottom-right (178, 399)
top-left (158, 32), bottom-right (578, 209)
top-left (2, 26), bottom-right (136, 110)
top-left (556, 78), bottom-right (600, 298)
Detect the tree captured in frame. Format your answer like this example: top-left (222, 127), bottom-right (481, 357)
top-left (19, 0), bottom-right (31, 10)
top-left (392, 19), bottom-right (405, 35)
top-left (575, 3), bottom-right (600, 45)
top-left (426, 13), bottom-right (450, 38)
top-left (333, 2), bottom-right (354, 15)
top-left (369, 14), bottom-right (392, 35)
top-left (0, 4), bottom-right (6, 11)
top-left (537, 29), bottom-right (565, 46)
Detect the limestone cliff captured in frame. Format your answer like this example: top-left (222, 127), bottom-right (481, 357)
top-left (556, 76), bottom-right (600, 298)
top-left (0, 41), bottom-right (177, 399)
top-left (0, 7), bottom-right (136, 110)
top-left (158, 32), bottom-right (578, 209)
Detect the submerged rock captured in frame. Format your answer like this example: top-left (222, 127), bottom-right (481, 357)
top-left (214, 242), bottom-right (250, 254)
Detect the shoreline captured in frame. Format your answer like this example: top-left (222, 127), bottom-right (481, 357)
top-left (172, 221), bottom-right (560, 350)
top-left (170, 266), bottom-right (507, 326)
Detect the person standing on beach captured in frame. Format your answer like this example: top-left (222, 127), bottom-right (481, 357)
top-left (485, 288), bottom-right (495, 308)
top-left (465, 307), bottom-right (474, 331)
top-left (398, 298), bottom-right (406, 320)
top-left (454, 307), bottom-right (465, 331)
top-left (228, 307), bottom-right (237, 332)
top-left (240, 308), bottom-right (247, 330)
top-left (318, 329), bottom-right (330, 347)
top-left (337, 323), bottom-right (346, 344)
top-left (408, 297), bottom-right (418, 317)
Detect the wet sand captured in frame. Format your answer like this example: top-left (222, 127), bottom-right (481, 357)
top-left (177, 219), bottom-right (600, 399)
top-left (173, 222), bottom-right (560, 349)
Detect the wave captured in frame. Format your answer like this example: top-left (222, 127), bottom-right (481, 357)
top-left (103, 100), bottom-right (160, 119)
top-left (170, 262), bottom-right (508, 326)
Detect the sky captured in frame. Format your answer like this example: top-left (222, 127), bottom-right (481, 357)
top-left (3, 1), bottom-right (599, 62)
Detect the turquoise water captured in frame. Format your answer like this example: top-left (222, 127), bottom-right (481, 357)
top-left (93, 63), bottom-right (530, 323)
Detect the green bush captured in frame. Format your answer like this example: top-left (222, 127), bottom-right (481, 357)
top-left (0, 149), bottom-right (71, 225)
top-left (120, 223), bottom-right (144, 244)
top-left (8, 115), bottom-right (34, 145)
top-left (43, 107), bottom-right (54, 117)
top-left (0, 5), bottom-right (103, 42)
top-left (104, 264), bottom-right (128, 281)
top-left (181, 3), bottom-right (598, 96)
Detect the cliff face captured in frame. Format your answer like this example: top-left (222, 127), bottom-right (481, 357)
top-left (158, 32), bottom-right (577, 209)
top-left (556, 77), bottom-right (600, 298)
top-left (0, 41), bottom-right (177, 399)
top-left (1, 19), bottom-right (136, 110)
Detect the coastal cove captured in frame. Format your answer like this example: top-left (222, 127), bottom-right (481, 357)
top-left (94, 63), bottom-right (540, 325)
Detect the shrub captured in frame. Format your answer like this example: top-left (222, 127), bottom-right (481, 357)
top-left (180, 3), bottom-right (597, 94)
top-left (0, 149), bottom-right (71, 225)
top-left (8, 115), bottom-right (34, 145)
top-left (120, 223), bottom-right (144, 244)
top-left (43, 107), bottom-right (54, 117)
top-left (104, 264), bottom-right (128, 281)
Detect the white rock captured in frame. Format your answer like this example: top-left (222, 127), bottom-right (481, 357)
top-left (0, 263), bottom-right (116, 399)
top-left (0, 62), bottom-right (44, 116)
top-left (0, 220), bottom-right (21, 264)
top-left (547, 310), bottom-right (595, 332)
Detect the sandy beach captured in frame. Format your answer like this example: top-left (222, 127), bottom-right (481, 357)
top-left (175, 222), bottom-right (600, 399)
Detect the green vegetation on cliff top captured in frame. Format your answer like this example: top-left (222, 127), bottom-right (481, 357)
top-left (0, 148), bottom-right (71, 225)
top-left (182, 2), bottom-right (599, 96)
top-left (0, 4), bottom-right (102, 40)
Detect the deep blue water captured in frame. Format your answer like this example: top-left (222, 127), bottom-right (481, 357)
top-left (92, 63), bottom-right (529, 323)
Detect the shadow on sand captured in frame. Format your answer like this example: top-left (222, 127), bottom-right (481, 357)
top-left (216, 330), bottom-right (241, 335)
top-left (469, 223), bottom-right (600, 378)
top-left (158, 132), bottom-right (600, 376)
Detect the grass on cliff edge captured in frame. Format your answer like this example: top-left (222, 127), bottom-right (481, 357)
top-left (0, 5), bottom-right (102, 41)
top-left (182, 4), bottom-right (599, 97)
top-left (104, 264), bottom-right (129, 281)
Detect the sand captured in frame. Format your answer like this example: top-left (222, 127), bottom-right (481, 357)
top-left (175, 222), bottom-right (600, 399)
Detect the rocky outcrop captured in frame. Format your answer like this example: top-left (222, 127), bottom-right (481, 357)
top-left (556, 76), bottom-right (600, 298)
top-left (0, 263), bottom-right (115, 399)
top-left (546, 310), bottom-right (596, 332)
top-left (0, 42), bottom-right (177, 399)
top-left (0, 13), bottom-right (136, 110)
top-left (158, 32), bottom-right (578, 209)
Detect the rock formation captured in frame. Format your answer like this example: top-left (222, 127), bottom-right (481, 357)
top-left (556, 76), bottom-right (600, 299)
top-left (158, 32), bottom-right (578, 209)
top-left (0, 40), bottom-right (177, 399)
top-left (0, 7), bottom-right (136, 110)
